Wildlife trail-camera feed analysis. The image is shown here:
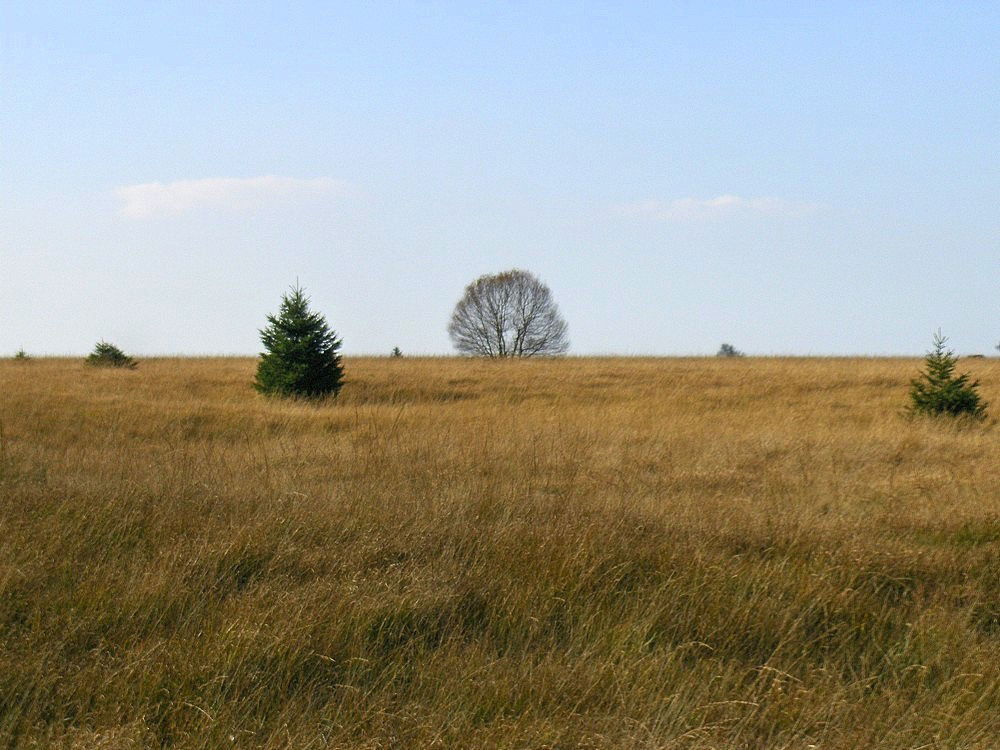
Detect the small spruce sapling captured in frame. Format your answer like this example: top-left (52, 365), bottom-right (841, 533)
top-left (717, 343), bottom-right (744, 357)
top-left (86, 341), bottom-right (137, 369)
top-left (907, 331), bottom-right (987, 421)
top-left (391, 347), bottom-right (403, 358)
top-left (255, 284), bottom-right (344, 399)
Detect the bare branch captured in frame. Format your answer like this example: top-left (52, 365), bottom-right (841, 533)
top-left (447, 269), bottom-right (569, 358)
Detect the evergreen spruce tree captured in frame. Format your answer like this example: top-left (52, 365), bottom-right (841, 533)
top-left (908, 331), bottom-right (987, 421)
top-left (86, 341), bottom-right (137, 369)
top-left (255, 285), bottom-right (344, 399)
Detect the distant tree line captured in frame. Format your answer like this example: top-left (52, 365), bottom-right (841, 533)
top-left (7, 271), bottom-right (993, 422)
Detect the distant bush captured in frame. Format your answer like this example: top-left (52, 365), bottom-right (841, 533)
top-left (255, 284), bottom-right (344, 399)
top-left (391, 347), bottom-right (403, 358)
top-left (907, 331), bottom-right (987, 421)
top-left (13, 348), bottom-right (30, 361)
top-left (717, 343), bottom-right (744, 358)
top-left (86, 341), bottom-right (137, 369)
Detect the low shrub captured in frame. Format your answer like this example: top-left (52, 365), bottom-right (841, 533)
top-left (86, 341), bottom-right (137, 369)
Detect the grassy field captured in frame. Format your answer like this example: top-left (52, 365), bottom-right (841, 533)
top-left (1, 356), bottom-right (998, 749)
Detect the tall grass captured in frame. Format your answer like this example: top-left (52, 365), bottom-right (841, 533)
top-left (1, 356), bottom-right (998, 748)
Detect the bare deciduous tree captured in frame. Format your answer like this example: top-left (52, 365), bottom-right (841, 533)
top-left (448, 269), bottom-right (569, 358)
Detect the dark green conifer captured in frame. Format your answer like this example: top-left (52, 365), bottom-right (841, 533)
top-left (255, 285), bottom-right (344, 399)
top-left (86, 341), bottom-right (137, 369)
top-left (907, 331), bottom-right (987, 421)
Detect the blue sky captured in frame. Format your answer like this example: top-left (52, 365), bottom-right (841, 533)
top-left (2, 2), bottom-right (997, 355)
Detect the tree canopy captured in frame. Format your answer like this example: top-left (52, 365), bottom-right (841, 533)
top-left (448, 269), bottom-right (569, 358)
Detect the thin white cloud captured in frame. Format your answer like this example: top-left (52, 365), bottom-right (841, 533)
top-left (614, 194), bottom-right (818, 222)
top-left (116, 176), bottom-right (349, 218)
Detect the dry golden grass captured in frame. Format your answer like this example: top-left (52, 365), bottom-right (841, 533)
top-left (1, 356), bottom-right (999, 749)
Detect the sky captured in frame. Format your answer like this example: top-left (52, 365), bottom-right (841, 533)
top-left (2, 1), bottom-right (997, 356)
